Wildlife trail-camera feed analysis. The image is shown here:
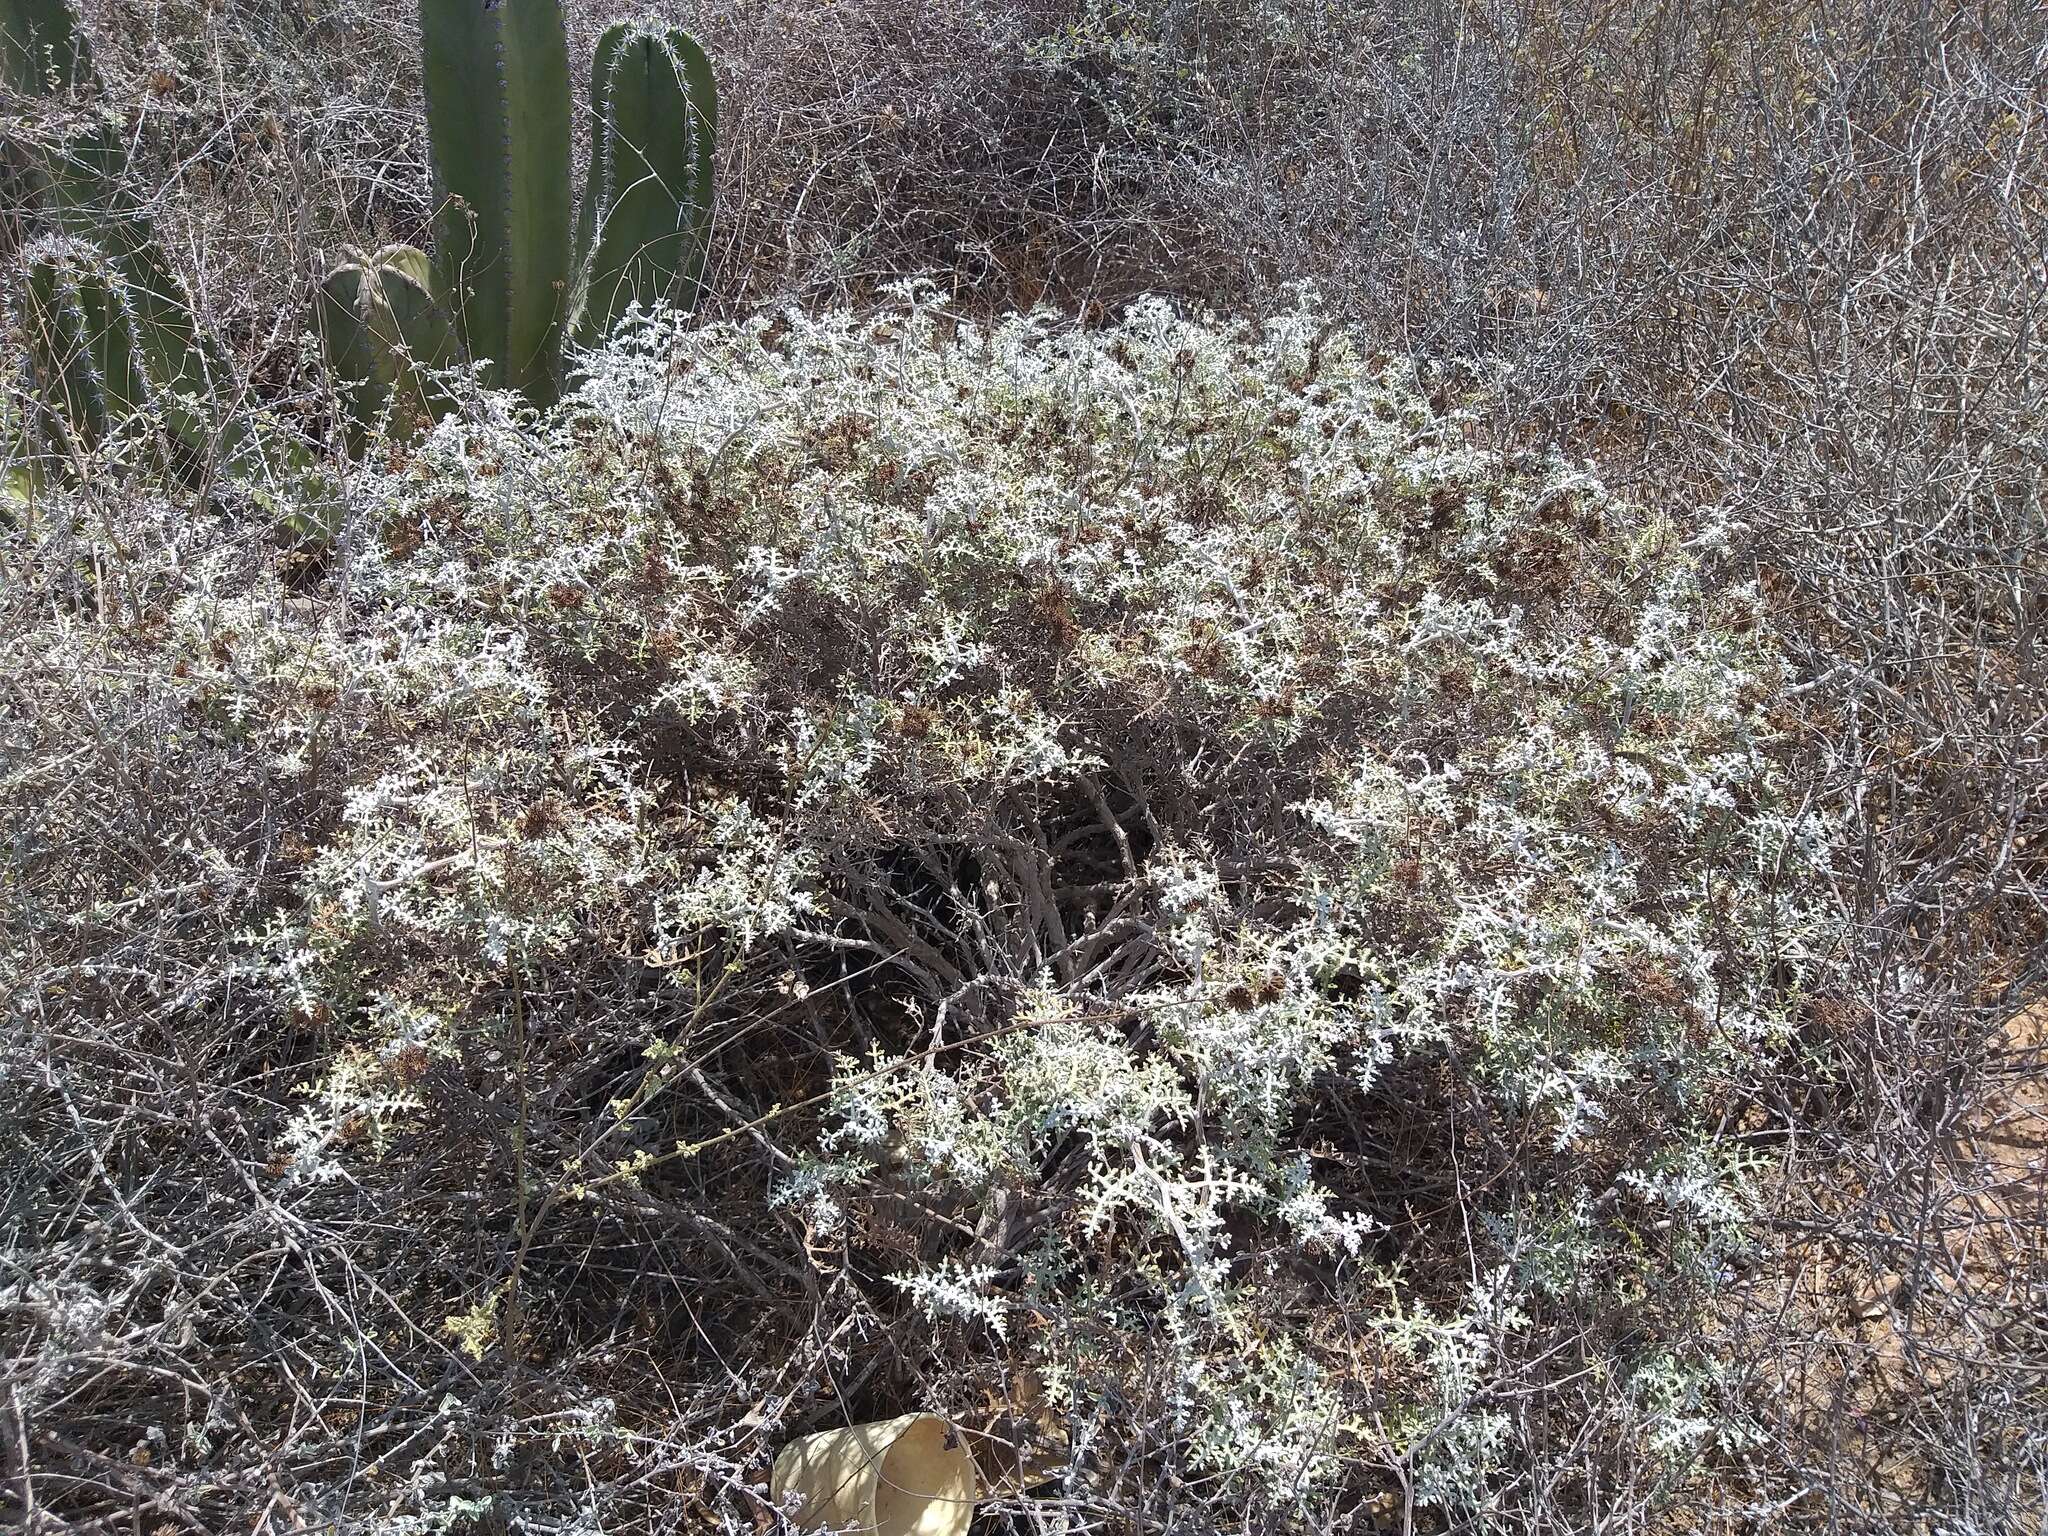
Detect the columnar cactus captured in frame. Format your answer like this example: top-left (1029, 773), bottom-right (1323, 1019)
top-left (316, 245), bottom-right (458, 452)
top-left (19, 236), bottom-right (150, 455)
top-left (4, 0), bottom-right (251, 474)
top-left (320, 0), bottom-right (717, 439)
top-left (420, 0), bottom-right (575, 403)
top-left (5, 0), bottom-right (127, 257)
top-left (0, 0), bottom-right (93, 94)
top-left (8, 0), bottom-right (719, 464)
top-left (574, 23), bottom-right (718, 349)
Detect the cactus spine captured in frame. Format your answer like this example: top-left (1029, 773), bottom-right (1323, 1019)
top-left (574, 24), bottom-right (717, 348)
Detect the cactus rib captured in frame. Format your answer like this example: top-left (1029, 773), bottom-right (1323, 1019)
top-left (674, 28), bottom-right (717, 312)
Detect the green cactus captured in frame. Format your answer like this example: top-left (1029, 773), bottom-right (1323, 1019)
top-left (421, 0), bottom-right (574, 404)
top-left (4, 0), bottom-right (253, 476)
top-left (14, 233), bottom-right (265, 488)
top-left (321, 0), bottom-right (716, 444)
top-left (2, 0), bottom-right (119, 229)
top-left (1, 0), bottom-right (101, 262)
top-left (61, 186), bottom-right (244, 471)
top-left (4, 0), bottom-right (333, 533)
top-left (15, 233), bottom-right (270, 487)
top-left (9, 0), bottom-right (719, 492)
top-left (316, 244), bottom-right (458, 452)
top-left (18, 235), bottom-right (151, 458)
top-left (574, 23), bottom-right (717, 348)
top-left (0, 0), bottom-right (93, 95)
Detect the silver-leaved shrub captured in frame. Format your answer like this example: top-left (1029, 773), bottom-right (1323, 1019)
top-left (1, 285), bottom-right (1836, 1532)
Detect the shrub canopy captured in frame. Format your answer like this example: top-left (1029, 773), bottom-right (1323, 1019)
top-left (2, 292), bottom-right (1837, 1531)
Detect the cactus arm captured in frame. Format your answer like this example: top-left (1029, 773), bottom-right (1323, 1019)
top-left (317, 245), bottom-right (459, 452)
top-left (35, 115), bottom-right (236, 461)
top-left (4, 1), bottom-right (308, 495)
top-left (498, 0), bottom-right (572, 400)
top-left (574, 26), bottom-right (715, 349)
top-left (421, 0), bottom-right (573, 404)
top-left (375, 249), bottom-right (459, 438)
top-left (98, 207), bottom-right (220, 395)
top-left (317, 260), bottom-right (398, 455)
top-left (576, 25), bottom-right (674, 346)
top-left (7, 0), bottom-right (201, 394)
top-left (421, 0), bottom-right (511, 381)
top-left (0, 0), bottom-right (94, 95)
top-left (76, 253), bottom-right (148, 423)
top-left (18, 235), bottom-right (176, 473)
top-left (373, 242), bottom-right (437, 299)
top-left (22, 220), bottom-right (256, 485)
top-left (22, 241), bottom-right (109, 449)
top-left (95, 210), bottom-right (255, 474)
